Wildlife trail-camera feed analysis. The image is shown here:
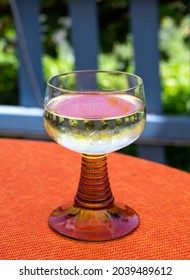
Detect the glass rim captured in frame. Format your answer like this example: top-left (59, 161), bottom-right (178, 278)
top-left (47, 70), bottom-right (144, 94)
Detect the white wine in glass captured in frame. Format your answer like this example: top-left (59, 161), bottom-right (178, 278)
top-left (44, 70), bottom-right (146, 241)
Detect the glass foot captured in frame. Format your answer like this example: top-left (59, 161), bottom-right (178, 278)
top-left (49, 202), bottom-right (139, 241)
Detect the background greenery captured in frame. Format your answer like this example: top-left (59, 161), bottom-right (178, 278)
top-left (0, 0), bottom-right (190, 170)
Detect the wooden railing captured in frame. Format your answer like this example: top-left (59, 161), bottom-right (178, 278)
top-left (0, 0), bottom-right (190, 164)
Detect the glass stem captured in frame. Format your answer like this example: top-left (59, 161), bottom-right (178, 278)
top-left (74, 154), bottom-right (114, 210)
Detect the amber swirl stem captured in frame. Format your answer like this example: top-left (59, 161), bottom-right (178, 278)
top-left (74, 154), bottom-right (114, 210)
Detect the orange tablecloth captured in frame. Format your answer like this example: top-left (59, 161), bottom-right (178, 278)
top-left (0, 138), bottom-right (190, 260)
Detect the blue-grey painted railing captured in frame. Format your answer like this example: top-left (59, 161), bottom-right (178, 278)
top-left (130, 0), bottom-right (165, 163)
top-left (0, 0), bottom-right (190, 164)
top-left (10, 0), bottom-right (44, 107)
top-left (69, 0), bottom-right (99, 70)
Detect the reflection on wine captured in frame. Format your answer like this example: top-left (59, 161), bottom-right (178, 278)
top-left (44, 94), bottom-right (146, 154)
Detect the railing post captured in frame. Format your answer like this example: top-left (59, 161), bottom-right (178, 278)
top-left (69, 0), bottom-right (99, 70)
top-left (130, 0), bottom-right (165, 163)
top-left (11, 0), bottom-right (44, 107)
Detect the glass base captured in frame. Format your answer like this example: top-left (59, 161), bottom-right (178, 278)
top-left (49, 202), bottom-right (139, 241)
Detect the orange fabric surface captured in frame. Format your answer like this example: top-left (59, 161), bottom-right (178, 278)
top-left (0, 138), bottom-right (190, 260)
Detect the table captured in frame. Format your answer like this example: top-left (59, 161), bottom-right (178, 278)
top-left (0, 138), bottom-right (189, 260)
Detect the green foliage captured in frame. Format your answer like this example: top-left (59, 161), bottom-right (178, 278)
top-left (43, 38), bottom-right (74, 79)
top-left (160, 16), bottom-right (190, 115)
top-left (0, 4), bottom-right (18, 105)
top-left (99, 35), bottom-right (134, 73)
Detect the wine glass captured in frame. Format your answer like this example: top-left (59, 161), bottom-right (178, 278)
top-left (44, 70), bottom-right (146, 241)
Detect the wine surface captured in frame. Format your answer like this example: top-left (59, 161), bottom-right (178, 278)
top-left (44, 94), bottom-right (146, 154)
